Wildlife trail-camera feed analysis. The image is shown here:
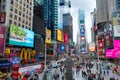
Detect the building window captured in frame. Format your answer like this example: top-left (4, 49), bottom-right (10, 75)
top-left (29, 17), bottom-right (31, 21)
top-left (19, 11), bottom-right (21, 16)
top-left (9, 13), bottom-right (13, 18)
top-left (3, 0), bottom-right (6, 3)
top-left (14, 21), bottom-right (17, 25)
top-left (18, 17), bottom-right (21, 21)
top-left (22, 25), bottom-right (24, 28)
top-left (26, 15), bottom-right (28, 19)
top-left (22, 13), bottom-right (25, 17)
top-left (2, 4), bottom-right (5, 10)
top-left (18, 23), bottom-right (21, 26)
top-left (9, 19), bottom-right (12, 25)
top-left (10, 6), bottom-right (13, 11)
top-left (14, 15), bottom-right (17, 20)
top-left (23, 8), bottom-right (25, 12)
top-left (15, 9), bottom-right (17, 14)
top-left (11, 0), bottom-right (14, 5)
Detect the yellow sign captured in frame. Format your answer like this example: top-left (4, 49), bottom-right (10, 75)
top-left (57, 29), bottom-right (64, 42)
top-left (46, 29), bottom-right (52, 43)
top-left (20, 48), bottom-right (31, 60)
top-left (112, 17), bottom-right (118, 25)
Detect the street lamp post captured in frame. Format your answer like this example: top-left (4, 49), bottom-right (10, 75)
top-left (96, 35), bottom-right (100, 74)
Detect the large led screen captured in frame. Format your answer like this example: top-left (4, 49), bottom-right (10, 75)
top-left (9, 24), bottom-right (34, 47)
top-left (106, 40), bottom-right (120, 58)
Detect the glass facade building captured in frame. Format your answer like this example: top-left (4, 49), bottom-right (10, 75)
top-left (44, 0), bottom-right (58, 40)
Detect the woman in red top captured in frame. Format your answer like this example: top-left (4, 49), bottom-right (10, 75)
top-left (22, 75), bottom-right (27, 80)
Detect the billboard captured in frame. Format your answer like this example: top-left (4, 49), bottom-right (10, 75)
top-left (97, 29), bottom-right (104, 54)
top-left (0, 12), bottom-right (6, 23)
top-left (64, 33), bottom-right (69, 44)
top-left (0, 26), bottom-right (5, 54)
top-left (46, 29), bottom-right (52, 43)
top-left (106, 40), bottom-right (120, 58)
top-left (57, 29), bottom-right (64, 42)
top-left (9, 24), bottom-right (34, 47)
top-left (89, 42), bottom-right (95, 52)
top-left (112, 11), bottom-right (120, 38)
top-left (103, 22), bottom-right (114, 49)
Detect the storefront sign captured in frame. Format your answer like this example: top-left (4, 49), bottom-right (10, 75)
top-left (19, 64), bottom-right (42, 74)
top-left (12, 57), bottom-right (20, 64)
top-left (0, 62), bottom-right (11, 67)
top-left (0, 26), bottom-right (5, 54)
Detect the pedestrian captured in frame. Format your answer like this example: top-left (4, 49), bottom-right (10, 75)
top-left (22, 75), bottom-right (27, 80)
top-left (107, 70), bottom-right (109, 75)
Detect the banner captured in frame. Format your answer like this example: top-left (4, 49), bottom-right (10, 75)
top-left (64, 33), bottom-right (69, 44)
top-left (46, 29), bottom-right (52, 43)
top-left (103, 22), bottom-right (114, 49)
top-left (0, 26), bottom-right (5, 54)
top-left (57, 29), bottom-right (64, 42)
top-left (0, 12), bottom-right (6, 23)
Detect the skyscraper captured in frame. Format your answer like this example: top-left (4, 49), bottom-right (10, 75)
top-left (33, 0), bottom-right (44, 53)
top-left (96, 0), bottom-right (116, 22)
top-left (44, 0), bottom-right (58, 40)
top-left (0, 0), bottom-right (34, 30)
top-left (78, 9), bottom-right (87, 53)
top-left (63, 13), bottom-right (73, 41)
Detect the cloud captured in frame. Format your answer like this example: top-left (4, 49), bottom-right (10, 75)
top-left (70, 0), bottom-right (96, 43)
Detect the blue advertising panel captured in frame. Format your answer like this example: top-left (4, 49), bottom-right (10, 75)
top-left (9, 24), bottom-right (34, 47)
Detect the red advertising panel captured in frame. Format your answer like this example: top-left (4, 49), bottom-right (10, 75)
top-left (106, 40), bottom-right (120, 58)
top-left (64, 33), bottom-right (69, 44)
top-left (0, 26), bottom-right (5, 54)
top-left (0, 12), bottom-right (6, 23)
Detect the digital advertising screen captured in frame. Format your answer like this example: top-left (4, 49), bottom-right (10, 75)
top-left (103, 22), bottom-right (114, 49)
top-left (9, 24), bottom-right (34, 47)
top-left (106, 40), bottom-right (120, 58)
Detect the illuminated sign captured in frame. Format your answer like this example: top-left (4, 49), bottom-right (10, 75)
top-left (46, 29), bottom-right (52, 43)
top-left (57, 29), bottom-right (64, 42)
top-left (9, 24), bottom-right (34, 47)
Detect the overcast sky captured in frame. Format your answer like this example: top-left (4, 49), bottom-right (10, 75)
top-left (70, 0), bottom-right (96, 43)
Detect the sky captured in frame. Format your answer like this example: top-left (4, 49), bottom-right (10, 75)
top-left (70, 0), bottom-right (96, 43)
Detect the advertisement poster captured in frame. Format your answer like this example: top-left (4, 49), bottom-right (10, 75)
top-left (112, 11), bottom-right (120, 37)
top-left (64, 33), bottom-right (69, 44)
top-left (0, 12), bottom-right (6, 23)
top-left (106, 40), bottom-right (120, 58)
top-left (103, 22), bottom-right (114, 49)
top-left (57, 29), bottom-right (64, 42)
top-left (9, 24), bottom-right (34, 47)
top-left (46, 29), bottom-right (52, 43)
top-left (97, 29), bottom-right (104, 54)
top-left (0, 26), bottom-right (5, 54)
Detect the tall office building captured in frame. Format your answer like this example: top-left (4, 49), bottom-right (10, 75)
top-left (63, 13), bottom-right (73, 41)
top-left (33, 0), bottom-right (44, 53)
top-left (116, 0), bottom-right (120, 10)
top-left (78, 10), bottom-right (87, 53)
top-left (0, 0), bottom-right (34, 30)
top-left (44, 0), bottom-right (58, 40)
top-left (96, 0), bottom-right (116, 23)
